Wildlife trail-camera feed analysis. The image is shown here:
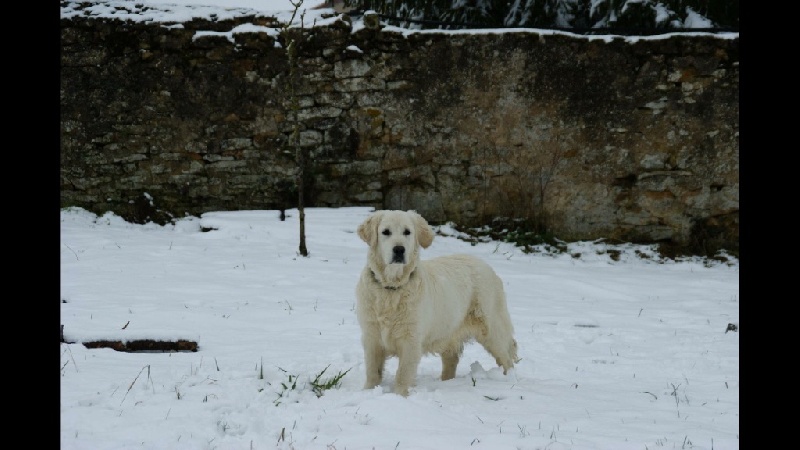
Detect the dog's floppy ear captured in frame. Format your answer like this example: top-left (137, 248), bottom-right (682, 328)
top-left (409, 210), bottom-right (434, 249)
top-left (357, 210), bottom-right (384, 245)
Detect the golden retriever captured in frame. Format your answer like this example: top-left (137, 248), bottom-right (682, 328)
top-left (355, 210), bottom-right (518, 396)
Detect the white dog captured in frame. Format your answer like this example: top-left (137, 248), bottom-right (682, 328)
top-left (355, 210), bottom-right (518, 396)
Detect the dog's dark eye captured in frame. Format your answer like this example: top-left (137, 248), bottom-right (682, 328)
top-left (382, 229), bottom-right (391, 236)
top-left (403, 229), bottom-right (411, 236)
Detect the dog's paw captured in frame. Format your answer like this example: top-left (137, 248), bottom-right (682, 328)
top-left (393, 385), bottom-right (411, 397)
top-left (363, 381), bottom-right (381, 390)
top-left (362, 385), bottom-right (386, 396)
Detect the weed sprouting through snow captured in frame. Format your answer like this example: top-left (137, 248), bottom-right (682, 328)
top-left (273, 365), bottom-right (351, 405)
top-left (670, 382), bottom-right (683, 417)
top-left (310, 364), bottom-right (351, 397)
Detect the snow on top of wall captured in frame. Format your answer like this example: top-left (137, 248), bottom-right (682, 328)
top-left (61, 0), bottom-right (739, 44)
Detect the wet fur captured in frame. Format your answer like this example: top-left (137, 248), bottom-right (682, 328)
top-left (355, 210), bottom-right (518, 396)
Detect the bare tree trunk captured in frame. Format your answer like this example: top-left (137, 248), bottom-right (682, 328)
top-left (284, 0), bottom-right (309, 257)
top-left (297, 132), bottom-right (308, 256)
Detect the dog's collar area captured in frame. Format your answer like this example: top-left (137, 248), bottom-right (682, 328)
top-left (372, 269), bottom-right (414, 290)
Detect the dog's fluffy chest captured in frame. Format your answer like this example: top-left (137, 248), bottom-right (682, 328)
top-left (373, 284), bottom-right (416, 318)
top-left (359, 281), bottom-right (422, 352)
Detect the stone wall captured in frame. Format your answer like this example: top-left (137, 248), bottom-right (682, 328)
top-left (60, 10), bottom-right (739, 253)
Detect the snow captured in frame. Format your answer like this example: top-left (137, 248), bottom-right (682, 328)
top-left (682, 7), bottom-right (714, 29)
top-left (60, 0), bottom-right (740, 43)
top-left (60, 206), bottom-right (739, 449)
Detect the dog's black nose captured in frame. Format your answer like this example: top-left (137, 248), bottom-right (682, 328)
top-left (392, 246), bottom-right (406, 263)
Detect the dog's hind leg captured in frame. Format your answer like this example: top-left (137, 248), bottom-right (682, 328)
top-left (440, 343), bottom-right (463, 381)
top-left (477, 326), bottom-right (518, 375)
top-left (481, 338), bottom-right (517, 374)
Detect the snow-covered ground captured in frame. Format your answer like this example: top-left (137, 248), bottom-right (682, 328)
top-left (61, 206), bottom-right (739, 449)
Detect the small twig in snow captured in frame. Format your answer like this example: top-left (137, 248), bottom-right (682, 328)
top-left (120, 365), bottom-right (151, 406)
top-left (61, 345), bottom-right (79, 373)
top-left (64, 244), bottom-right (79, 260)
top-left (641, 391), bottom-right (658, 400)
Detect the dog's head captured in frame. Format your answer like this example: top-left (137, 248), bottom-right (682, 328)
top-left (357, 210), bottom-right (434, 286)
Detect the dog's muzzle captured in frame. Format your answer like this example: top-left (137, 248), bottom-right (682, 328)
top-left (391, 245), bottom-right (405, 264)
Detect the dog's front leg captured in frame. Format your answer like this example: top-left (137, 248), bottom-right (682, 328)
top-left (362, 337), bottom-right (386, 390)
top-left (393, 343), bottom-right (422, 397)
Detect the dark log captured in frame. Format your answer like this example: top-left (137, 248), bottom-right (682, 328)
top-left (82, 339), bottom-right (198, 352)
